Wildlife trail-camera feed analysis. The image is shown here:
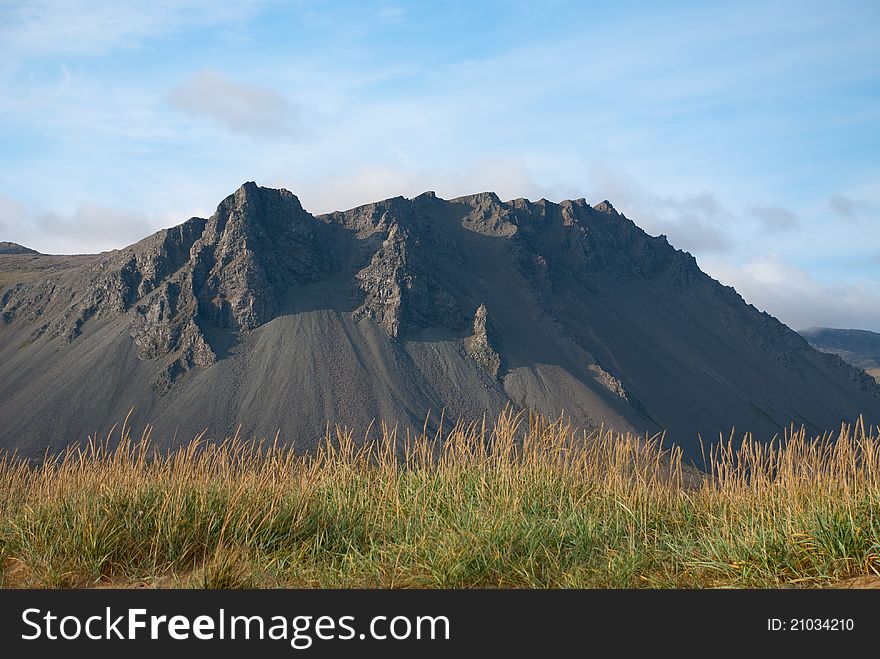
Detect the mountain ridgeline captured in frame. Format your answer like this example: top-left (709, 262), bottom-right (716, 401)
top-left (0, 242), bottom-right (38, 255)
top-left (799, 327), bottom-right (880, 383)
top-left (1, 182), bottom-right (878, 460)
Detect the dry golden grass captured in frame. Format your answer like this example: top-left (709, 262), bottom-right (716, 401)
top-left (0, 409), bottom-right (878, 588)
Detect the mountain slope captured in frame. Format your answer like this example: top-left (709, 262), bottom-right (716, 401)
top-left (800, 327), bottom-right (880, 383)
top-left (1, 183), bottom-right (878, 460)
top-left (0, 242), bottom-right (38, 255)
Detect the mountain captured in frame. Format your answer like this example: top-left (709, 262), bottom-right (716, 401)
top-left (0, 242), bottom-right (38, 255)
top-left (800, 327), bottom-right (880, 383)
top-left (1, 182), bottom-right (878, 460)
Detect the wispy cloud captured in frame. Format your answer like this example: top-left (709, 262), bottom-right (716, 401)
top-left (587, 168), bottom-right (734, 254)
top-left (378, 6), bottom-right (407, 24)
top-left (0, 0), bottom-right (272, 62)
top-left (829, 193), bottom-right (860, 219)
top-left (748, 204), bottom-right (800, 232)
top-left (166, 70), bottom-right (301, 139)
top-left (702, 253), bottom-right (880, 332)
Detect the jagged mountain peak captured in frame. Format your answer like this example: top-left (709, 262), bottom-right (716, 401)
top-left (592, 199), bottom-right (617, 214)
top-left (450, 190), bottom-right (502, 205)
top-left (210, 182), bottom-right (308, 237)
top-left (228, 180), bottom-right (302, 208)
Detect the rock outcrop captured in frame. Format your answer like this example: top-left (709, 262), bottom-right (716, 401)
top-left (464, 303), bottom-right (501, 378)
top-left (331, 194), bottom-right (466, 337)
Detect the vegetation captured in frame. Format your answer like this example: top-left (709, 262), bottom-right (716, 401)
top-left (1, 409), bottom-right (879, 588)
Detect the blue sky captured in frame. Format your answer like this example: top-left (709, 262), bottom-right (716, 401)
top-left (1, 0), bottom-right (878, 330)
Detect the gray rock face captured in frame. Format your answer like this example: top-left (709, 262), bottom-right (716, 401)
top-left (333, 194), bottom-right (466, 337)
top-left (464, 303), bottom-right (501, 378)
top-left (2, 182), bottom-right (880, 460)
top-left (590, 363), bottom-right (629, 400)
top-left (193, 182), bottom-right (330, 329)
top-left (457, 192), bottom-right (518, 237)
top-left (354, 223), bottom-right (407, 337)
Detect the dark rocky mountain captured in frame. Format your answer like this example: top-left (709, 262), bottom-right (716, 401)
top-left (0, 242), bottom-right (38, 255)
top-left (2, 182), bottom-right (878, 460)
top-left (800, 327), bottom-right (880, 383)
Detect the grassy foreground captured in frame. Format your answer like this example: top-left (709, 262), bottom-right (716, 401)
top-left (1, 410), bottom-right (879, 588)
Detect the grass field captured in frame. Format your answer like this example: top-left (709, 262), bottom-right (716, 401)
top-left (1, 409), bottom-right (879, 589)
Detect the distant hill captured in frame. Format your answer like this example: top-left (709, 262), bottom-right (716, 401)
top-left (0, 242), bottom-right (38, 255)
top-left (1, 183), bottom-right (879, 460)
top-left (799, 327), bottom-right (880, 383)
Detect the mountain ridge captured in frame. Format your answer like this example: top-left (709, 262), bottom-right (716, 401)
top-left (0, 241), bottom-right (38, 255)
top-left (1, 182), bottom-right (878, 460)
top-left (800, 327), bottom-right (880, 383)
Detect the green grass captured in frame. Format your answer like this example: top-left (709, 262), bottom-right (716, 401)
top-left (1, 410), bottom-right (879, 588)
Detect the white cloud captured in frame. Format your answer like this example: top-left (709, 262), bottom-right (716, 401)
top-left (0, 194), bottom-right (157, 254)
top-left (702, 253), bottom-right (880, 332)
top-left (587, 167), bottom-right (734, 254)
top-left (166, 70), bottom-right (301, 139)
